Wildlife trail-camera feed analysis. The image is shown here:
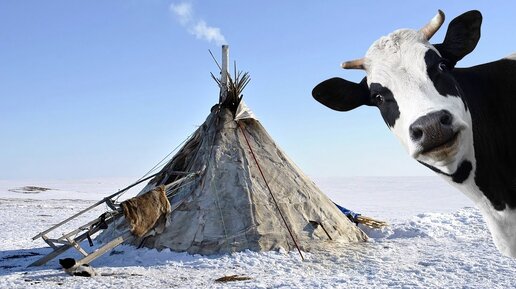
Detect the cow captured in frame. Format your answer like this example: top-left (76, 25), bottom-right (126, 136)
top-left (312, 10), bottom-right (516, 257)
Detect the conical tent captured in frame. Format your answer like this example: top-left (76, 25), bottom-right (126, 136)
top-left (98, 47), bottom-right (367, 255)
top-left (100, 99), bottom-right (367, 255)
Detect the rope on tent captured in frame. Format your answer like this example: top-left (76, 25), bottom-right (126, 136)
top-left (237, 121), bottom-right (304, 261)
top-left (140, 130), bottom-right (197, 180)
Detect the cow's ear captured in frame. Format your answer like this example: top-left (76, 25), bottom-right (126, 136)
top-left (312, 77), bottom-right (370, 111)
top-left (434, 10), bottom-right (482, 67)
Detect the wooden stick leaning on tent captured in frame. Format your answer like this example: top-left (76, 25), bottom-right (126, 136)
top-left (355, 216), bottom-right (388, 229)
top-left (334, 203), bottom-right (388, 229)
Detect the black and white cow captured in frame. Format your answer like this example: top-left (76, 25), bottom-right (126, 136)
top-left (312, 10), bottom-right (516, 257)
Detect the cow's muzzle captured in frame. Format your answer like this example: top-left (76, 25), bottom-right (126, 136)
top-left (410, 110), bottom-right (460, 159)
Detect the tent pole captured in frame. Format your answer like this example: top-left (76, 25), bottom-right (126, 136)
top-left (219, 45), bottom-right (229, 103)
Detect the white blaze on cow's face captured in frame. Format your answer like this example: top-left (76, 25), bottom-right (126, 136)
top-left (363, 29), bottom-right (474, 175)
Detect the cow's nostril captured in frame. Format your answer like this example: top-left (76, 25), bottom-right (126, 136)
top-left (410, 127), bottom-right (424, 141)
top-left (410, 110), bottom-right (456, 153)
top-left (440, 111), bottom-right (453, 126)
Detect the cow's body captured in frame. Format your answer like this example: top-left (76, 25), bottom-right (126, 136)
top-left (313, 10), bottom-right (516, 257)
top-left (445, 56), bottom-right (516, 256)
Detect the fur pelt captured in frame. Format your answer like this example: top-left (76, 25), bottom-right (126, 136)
top-left (121, 185), bottom-right (171, 237)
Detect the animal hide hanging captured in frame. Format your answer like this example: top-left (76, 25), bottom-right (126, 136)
top-left (121, 185), bottom-right (171, 238)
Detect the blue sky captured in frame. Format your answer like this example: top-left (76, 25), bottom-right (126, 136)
top-left (1, 1), bottom-right (515, 179)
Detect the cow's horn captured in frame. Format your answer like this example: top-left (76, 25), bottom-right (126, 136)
top-left (420, 10), bottom-right (445, 40)
top-left (341, 58), bottom-right (365, 70)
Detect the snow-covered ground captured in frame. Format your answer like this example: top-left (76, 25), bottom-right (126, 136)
top-left (1, 177), bottom-right (515, 288)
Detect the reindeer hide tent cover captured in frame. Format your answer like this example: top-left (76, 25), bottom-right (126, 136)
top-left (99, 80), bottom-right (367, 256)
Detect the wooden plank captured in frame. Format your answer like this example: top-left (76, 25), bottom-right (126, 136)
top-left (66, 237), bottom-right (88, 257)
top-left (57, 211), bottom-right (119, 242)
top-left (42, 235), bottom-right (57, 250)
top-left (28, 242), bottom-right (74, 267)
top-left (45, 238), bottom-right (67, 245)
top-left (74, 231), bottom-right (133, 268)
top-left (56, 219), bottom-right (101, 242)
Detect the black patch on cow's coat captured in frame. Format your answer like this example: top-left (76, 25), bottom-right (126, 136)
top-left (419, 160), bottom-right (472, 184)
top-left (451, 58), bottom-right (516, 210)
top-left (369, 83), bottom-right (400, 128)
top-left (452, 161), bottom-right (473, 183)
top-left (424, 50), bottom-right (468, 110)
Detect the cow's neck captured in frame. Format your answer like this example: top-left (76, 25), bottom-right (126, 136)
top-left (448, 57), bottom-right (516, 257)
top-left (453, 58), bottom-right (516, 210)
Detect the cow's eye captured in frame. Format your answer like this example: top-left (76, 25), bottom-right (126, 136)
top-left (438, 62), bottom-right (448, 72)
top-left (373, 93), bottom-right (384, 105)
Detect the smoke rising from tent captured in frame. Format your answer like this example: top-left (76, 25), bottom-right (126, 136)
top-left (170, 2), bottom-right (227, 46)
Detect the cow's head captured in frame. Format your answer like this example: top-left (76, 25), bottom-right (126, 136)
top-left (313, 10), bottom-right (482, 177)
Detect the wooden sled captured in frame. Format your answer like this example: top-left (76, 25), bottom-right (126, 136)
top-left (28, 203), bottom-right (130, 267)
top-left (29, 171), bottom-right (195, 268)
